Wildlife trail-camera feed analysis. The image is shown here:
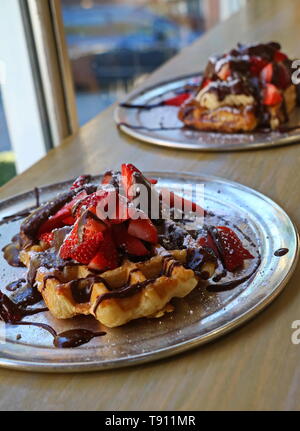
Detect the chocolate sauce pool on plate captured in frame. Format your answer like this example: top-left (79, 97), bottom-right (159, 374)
top-left (11, 322), bottom-right (106, 349)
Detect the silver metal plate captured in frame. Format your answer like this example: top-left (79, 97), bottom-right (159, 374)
top-left (0, 172), bottom-right (298, 373)
top-left (114, 74), bottom-right (300, 151)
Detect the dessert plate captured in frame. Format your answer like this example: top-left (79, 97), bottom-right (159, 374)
top-left (114, 73), bottom-right (300, 151)
top-left (0, 172), bottom-right (298, 372)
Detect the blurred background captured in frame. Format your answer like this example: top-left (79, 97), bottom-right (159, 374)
top-left (0, 0), bottom-right (245, 186)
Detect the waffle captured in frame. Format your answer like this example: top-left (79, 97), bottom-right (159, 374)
top-left (178, 101), bottom-right (258, 133)
top-left (20, 245), bottom-right (216, 328)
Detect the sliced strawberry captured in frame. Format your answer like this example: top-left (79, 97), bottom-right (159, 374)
top-left (39, 231), bottom-right (54, 246)
top-left (73, 191), bottom-right (107, 219)
top-left (59, 219), bottom-right (103, 264)
top-left (147, 178), bottom-right (158, 185)
top-left (88, 231), bottom-right (119, 271)
top-left (160, 189), bottom-right (204, 216)
top-left (163, 93), bottom-right (190, 106)
top-left (250, 56), bottom-right (268, 76)
top-left (121, 163), bottom-right (151, 200)
top-left (70, 175), bottom-right (91, 190)
top-left (216, 226), bottom-right (254, 271)
top-left (201, 78), bottom-right (212, 89)
top-left (81, 214), bottom-right (107, 241)
top-left (274, 51), bottom-right (288, 63)
top-left (112, 224), bottom-right (149, 256)
top-left (262, 83), bottom-right (283, 106)
top-left (198, 231), bottom-right (218, 256)
top-left (70, 234), bottom-right (103, 265)
top-left (62, 215), bottom-right (75, 225)
top-left (128, 218), bottom-right (158, 244)
top-left (260, 63), bottom-right (273, 83)
top-left (217, 63), bottom-right (231, 80)
top-left (95, 191), bottom-right (130, 224)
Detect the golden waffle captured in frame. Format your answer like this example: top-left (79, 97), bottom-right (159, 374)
top-left (20, 245), bottom-right (216, 328)
top-left (178, 100), bottom-right (258, 132)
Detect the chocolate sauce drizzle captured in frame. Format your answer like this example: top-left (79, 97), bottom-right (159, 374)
top-left (274, 248), bottom-right (289, 257)
top-left (7, 321), bottom-right (106, 349)
top-left (2, 235), bottom-right (25, 268)
top-left (207, 255), bottom-right (261, 292)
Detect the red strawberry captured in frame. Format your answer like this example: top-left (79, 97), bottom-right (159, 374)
top-left (160, 189), bottom-right (204, 216)
top-left (121, 164), bottom-right (151, 200)
top-left (163, 93), bottom-right (190, 106)
top-left (274, 51), bottom-right (288, 63)
top-left (260, 63), bottom-right (273, 83)
top-left (128, 218), bottom-right (158, 244)
top-left (88, 231), bottom-right (119, 271)
top-left (81, 214), bottom-right (107, 241)
top-left (95, 191), bottom-right (130, 224)
top-left (218, 63), bottom-right (231, 80)
top-left (201, 78), bottom-right (212, 89)
top-left (198, 231), bottom-right (218, 255)
top-left (262, 83), bottom-right (283, 106)
top-left (216, 226), bottom-right (254, 271)
top-left (39, 232), bottom-right (54, 246)
top-left (112, 224), bottom-right (149, 256)
top-left (70, 175), bottom-right (91, 190)
top-left (148, 178), bottom-right (157, 185)
top-left (62, 216), bottom-right (75, 225)
top-left (59, 219), bottom-right (104, 264)
top-left (73, 191), bottom-right (108, 219)
top-left (250, 56), bottom-right (268, 76)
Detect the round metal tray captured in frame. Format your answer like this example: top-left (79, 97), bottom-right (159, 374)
top-left (115, 73), bottom-right (300, 151)
top-left (0, 172), bottom-right (298, 372)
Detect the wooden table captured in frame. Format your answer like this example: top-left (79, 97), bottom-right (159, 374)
top-left (1, 0), bottom-right (300, 411)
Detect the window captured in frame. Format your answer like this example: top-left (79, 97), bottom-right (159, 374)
top-left (0, 87), bottom-right (15, 187)
top-left (0, 0), bottom-right (245, 185)
top-left (61, 0), bottom-right (246, 126)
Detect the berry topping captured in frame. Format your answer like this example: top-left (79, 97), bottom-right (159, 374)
top-left (112, 224), bottom-right (149, 256)
top-left (262, 83), bottom-right (283, 106)
top-left (217, 63), bottom-right (231, 81)
top-left (199, 226), bottom-right (254, 272)
top-left (128, 218), bottom-right (158, 244)
top-left (88, 231), bottom-right (119, 271)
top-left (59, 219), bottom-right (104, 264)
top-left (70, 175), bottom-right (91, 190)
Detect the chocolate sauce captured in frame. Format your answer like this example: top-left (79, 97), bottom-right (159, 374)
top-left (117, 122), bottom-right (183, 132)
top-left (0, 290), bottom-right (47, 324)
top-left (2, 239), bottom-right (25, 268)
top-left (274, 248), bottom-right (289, 257)
top-left (6, 279), bottom-right (26, 292)
top-left (207, 255), bottom-right (261, 292)
top-left (34, 187), bottom-right (40, 208)
top-left (2, 208), bottom-right (32, 223)
top-left (53, 329), bottom-right (106, 348)
top-left (93, 278), bottom-right (156, 313)
top-left (70, 276), bottom-right (109, 303)
top-left (10, 282), bottom-right (43, 307)
top-left (186, 247), bottom-right (217, 277)
top-left (20, 184), bottom-right (96, 246)
top-left (8, 321), bottom-right (106, 349)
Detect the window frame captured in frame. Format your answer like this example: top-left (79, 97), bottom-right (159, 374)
top-left (0, 0), bottom-right (78, 173)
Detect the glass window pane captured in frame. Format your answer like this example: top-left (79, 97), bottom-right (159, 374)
top-left (61, 0), bottom-right (243, 126)
top-left (0, 88), bottom-right (16, 187)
